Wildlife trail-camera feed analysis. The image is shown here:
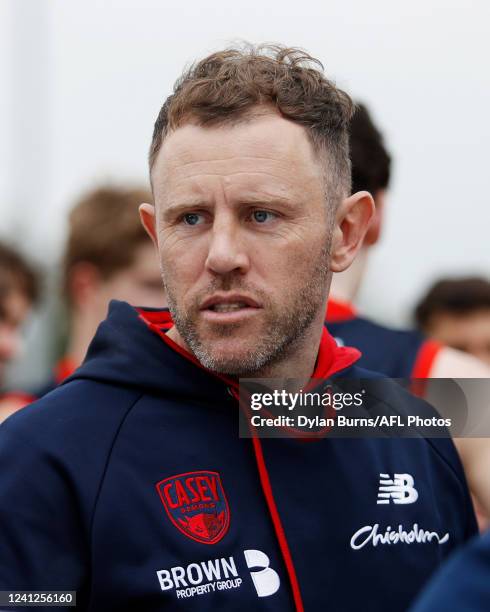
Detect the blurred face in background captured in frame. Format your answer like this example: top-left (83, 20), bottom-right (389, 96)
top-left (71, 241), bottom-right (166, 322)
top-left (426, 309), bottom-right (490, 367)
top-left (96, 242), bottom-right (166, 309)
top-left (0, 288), bottom-right (31, 387)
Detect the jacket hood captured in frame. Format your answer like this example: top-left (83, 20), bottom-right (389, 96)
top-left (68, 300), bottom-right (361, 402)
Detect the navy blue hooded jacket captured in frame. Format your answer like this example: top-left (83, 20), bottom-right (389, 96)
top-left (0, 301), bottom-right (476, 611)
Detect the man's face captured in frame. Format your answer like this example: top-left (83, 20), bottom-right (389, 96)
top-left (427, 309), bottom-right (490, 367)
top-left (0, 289), bottom-right (31, 386)
top-left (149, 113), bottom-right (333, 375)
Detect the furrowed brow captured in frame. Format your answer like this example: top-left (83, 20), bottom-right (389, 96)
top-left (236, 194), bottom-right (299, 212)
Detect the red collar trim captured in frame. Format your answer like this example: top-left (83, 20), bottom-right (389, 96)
top-left (137, 308), bottom-right (173, 328)
top-left (55, 356), bottom-right (78, 384)
top-left (136, 308), bottom-right (361, 387)
top-left (136, 308), bottom-right (237, 388)
top-left (326, 298), bottom-right (357, 323)
top-left (314, 326), bottom-right (361, 377)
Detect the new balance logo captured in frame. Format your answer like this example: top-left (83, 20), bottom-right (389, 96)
top-left (377, 473), bottom-right (418, 505)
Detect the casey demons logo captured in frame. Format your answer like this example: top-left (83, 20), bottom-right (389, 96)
top-left (156, 471), bottom-right (230, 545)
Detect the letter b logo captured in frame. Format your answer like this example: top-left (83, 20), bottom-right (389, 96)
top-left (394, 473), bottom-right (418, 504)
top-left (377, 472), bottom-right (418, 505)
top-left (244, 549), bottom-right (280, 597)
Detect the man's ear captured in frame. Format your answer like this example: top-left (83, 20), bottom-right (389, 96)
top-left (68, 262), bottom-right (102, 308)
top-left (139, 203), bottom-right (158, 246)
top-left (330, 191), bottom-right (375, 273)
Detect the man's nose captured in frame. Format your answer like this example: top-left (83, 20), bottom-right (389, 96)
top-left (205, 214), bottom-right (250, 276)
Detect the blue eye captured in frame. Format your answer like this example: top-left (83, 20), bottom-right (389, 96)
top-left (183, 213), bottom-right (202, 226)
top-left (253, 210), bottom-right (275, 223)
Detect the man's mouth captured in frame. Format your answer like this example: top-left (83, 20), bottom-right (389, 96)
top-left (199, 294), bottom-right (262, 321)
top-left (207, 302), bottom-right (249, 312)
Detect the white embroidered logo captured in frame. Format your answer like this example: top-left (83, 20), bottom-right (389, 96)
top-left (350, 523), bottom-right (450, 550)
top-left (244, 549), bottom-right (280, 598)
top-left (377, 473), bottom-right (419, 505)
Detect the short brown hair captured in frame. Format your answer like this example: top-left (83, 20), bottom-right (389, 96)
top-left (149, 44), bottom-right (354, 203)
top-left (0, 242), bottom-right (40, 311)
top-left (415, 277), bottom-right (490, 329)
top-left (63, 186), bottom-right (152, 298)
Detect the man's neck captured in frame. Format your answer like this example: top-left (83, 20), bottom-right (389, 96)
top-left (251, 312), bottom-right (326, 388)
top-left (66, 310), bottom-right (104, 369)
top-left (167, 308), bottom-right (326, 391)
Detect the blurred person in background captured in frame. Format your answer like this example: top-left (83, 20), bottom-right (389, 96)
top-left (327, 103), bottom-right (490, 379)
top-left (415, 277), bottom-right (490, 367)
top-left (35, 185), bottom-right (166, 396)
top-left (0, 242), bottom-right (40, 421)
top-left (326, 103), bottom-right (490, 530)
top-left (410, 526), bottom-right (490, 611)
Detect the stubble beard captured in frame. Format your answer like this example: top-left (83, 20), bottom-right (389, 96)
top-left (163, 243), bottom-right (331, 377)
